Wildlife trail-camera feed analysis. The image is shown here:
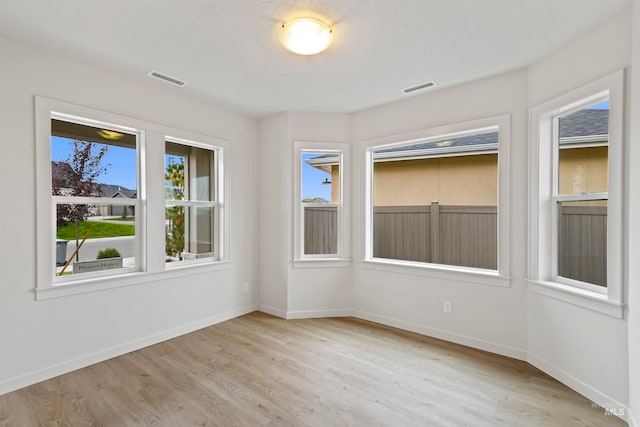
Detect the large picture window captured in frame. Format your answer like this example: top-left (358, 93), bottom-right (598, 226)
top-left (364, 115), bottom-right (510, 278)
top-left (529, 70), bottom-right (623, 316)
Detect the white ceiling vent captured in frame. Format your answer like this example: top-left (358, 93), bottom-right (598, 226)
top-left (147, 70), bottom-right (188, 87)
top-left (403, 81), bottom-right (436, 94)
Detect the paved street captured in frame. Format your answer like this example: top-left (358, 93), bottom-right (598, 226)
top-left (61, 236), bottom-right (135, 263)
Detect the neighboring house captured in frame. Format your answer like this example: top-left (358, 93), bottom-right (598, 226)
top-left (306, 109), bottom-right (608, 206)
top-left (51, 160), bottom-right (136, 217)
top-left (97, 184), bottom-right (136, 217)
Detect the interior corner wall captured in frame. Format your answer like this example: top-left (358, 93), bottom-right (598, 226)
top-left (350, 69), bottom-right (530, 360)
top-left (257, 112), bottom-right (353, 319)
top-left (286, 112), bottom-right (353, 318)
top-left (257, 112), bottom-right (291, 317)
top-left (0, 36), bottom-right (258, 394)
top-left (627, 2), bottom-right (640, 425)
top-left (526, 10), bottom-right (631, 411)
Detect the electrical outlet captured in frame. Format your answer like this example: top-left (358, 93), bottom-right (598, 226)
top-left (243, 282), bottom-right (249, 293)
top-left (443, 300), bottom-right (452, 314)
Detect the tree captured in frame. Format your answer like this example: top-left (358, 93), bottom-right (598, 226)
top-left (165, 159), bottom-right (185, 259)
top-left (52, 140), bottom-right (110, 260)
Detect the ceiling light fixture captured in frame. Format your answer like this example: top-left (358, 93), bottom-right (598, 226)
top-left (280, 17), bottom-right (333, 55)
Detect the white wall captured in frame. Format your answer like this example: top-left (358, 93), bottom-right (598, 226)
top-left (0, 36), bottom-right (258, 394)
top-left (526, 11), bottom-right (631, 412)
top-left (257, 112), bottom-right (290, 317)
top-left (627, 2), bottom-right (640, 425)
top-left (351, 70), bottom-right (530, 359)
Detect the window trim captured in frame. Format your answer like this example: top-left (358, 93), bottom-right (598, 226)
top-left (293, 141), bottom-right (351, 266)
top-left (362, 114), bottom-right (511, 280)
top-left (528, 70), bottom-right (624, 317)
top-left (35, 96), bottom-right (230, 300)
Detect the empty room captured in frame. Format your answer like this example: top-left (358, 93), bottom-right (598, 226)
top-left (0, 0), bottom-right (639, 425)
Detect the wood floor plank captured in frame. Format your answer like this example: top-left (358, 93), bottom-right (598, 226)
top-left (0, 312), bottom-right (626, 426)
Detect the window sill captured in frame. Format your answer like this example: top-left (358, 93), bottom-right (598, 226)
top-left (292, 259), bottom-right (352, 269)
top-left (526, 279), bottom-right (624, 318)
top-left (36, 261), bottom-right (232, 300)
top-left (360, 259), bottom-right (510, 288)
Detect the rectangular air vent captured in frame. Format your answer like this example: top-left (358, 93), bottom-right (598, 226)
top-left (403, 81), bottom-right (436, 94)
top-left (147, 70), bottom-right (188, 87)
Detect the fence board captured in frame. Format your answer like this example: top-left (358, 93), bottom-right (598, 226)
top-left (373, 206), bottom-right (430, 262)
top-left (558, 205), bottom-right (607, 286)
top-left (304, 206), bottom-right (338, 255)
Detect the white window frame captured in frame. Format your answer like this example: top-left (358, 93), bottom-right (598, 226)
top-left (528, 70), bottom-right (624, 318)
top-left (164, 136), bottom-right (223, 267)
top-left (361, 114), bottom-right (511, 286)
top-left (293, 141), bottom-right (350, 267)
top-left (35, 97), bottom-right (230, 300)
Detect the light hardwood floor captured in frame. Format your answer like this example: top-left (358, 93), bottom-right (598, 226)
top-left (0, 312), bottom-right (626, 426)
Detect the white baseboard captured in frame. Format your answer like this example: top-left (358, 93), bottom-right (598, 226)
top-left (0, 304), bottom-right (257, 396)
top-left (257, 303), bottom-right (287, 318)
top-left (352, 309), bottom-right (528, 361)
top-left (285, 308), bottom-right (352, 320)
top-left (527, 352), bottom-right (630, 424)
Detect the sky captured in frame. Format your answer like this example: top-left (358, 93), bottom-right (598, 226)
top-left (52, 136), bottom-right (137, 190)
top-left (590, 100), bottom-right (609, 109)
top-left (52, 137), bottom-right (332, 199)
top-left (301, 153), bottom-right (332, 201)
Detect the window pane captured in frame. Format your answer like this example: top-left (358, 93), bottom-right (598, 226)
top-left (55, 203), bottom-right (135, 275)
top-left (194, 148), bottom-right (213, 201)
top-left (165, 205), bottom-right (185, 260)
top-left (372, 130), bottom-right (498, 270)
top-left (51, 119), bottom-right (137, 198)
top-left (165, 142), bottom-right (214, 202)
top-left (304, 205), bottom-right (337, 255)
top-left (165, 205), bottom-right (215, 262)
top-left (558, 102), bottom-right (608, 195)
top-left (557, 200), bottom-right (607, 287)
top-left (302, 152), bottom-right (339, 203)
top-left (165, 153), bottom-right (186, 201)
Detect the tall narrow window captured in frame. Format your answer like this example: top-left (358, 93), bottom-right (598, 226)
top-left (51, 116), bottom-right (139, 280)
top-left (529, 70), bottom-right (623, 314)
top-left (301, 151), bottom-right (341, 256)
top-left (370, 127), bottom-right (500, 271)
top-left (293, 141), bottom-right (349, 264)
top-left (554, 101), bottom-right (609, 288)
top-left (165, 139), bottom-right (221, 266)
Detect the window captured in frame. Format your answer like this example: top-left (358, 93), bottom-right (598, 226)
top-left (293, 141), bottom-right (350, 264)
top-left (529, 70), bottom-right (623, 315)
top-left (36, 97), bottom-right (228, 299)
top-left (364, 115), bottom-right (510, 278)
top-left (49, 114), bottom-right (140, 282)
top-left (165, 139), bottom-right (222, 266)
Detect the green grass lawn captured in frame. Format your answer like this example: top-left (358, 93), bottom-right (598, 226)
top-left (56, 221), bottom-right (135, 240)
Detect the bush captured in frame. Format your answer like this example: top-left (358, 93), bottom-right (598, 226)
top-left (96, 248), bottom-right (121, 259)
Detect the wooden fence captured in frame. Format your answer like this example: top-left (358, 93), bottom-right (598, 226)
top-left (304, 206), bottom-right (338, 255)
top-left (303, 202), bottom-right (607, 285)
top-left (558, 204), bottom-right (607, 286)
top-left (373, 203), bottom-right (497, 270)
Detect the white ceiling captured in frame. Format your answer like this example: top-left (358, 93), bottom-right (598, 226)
top-left (0, 0), bottom-right (632, 119)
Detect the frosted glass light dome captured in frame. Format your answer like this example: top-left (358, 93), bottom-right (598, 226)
top-left (280, 17), bottom-right (333, 55)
